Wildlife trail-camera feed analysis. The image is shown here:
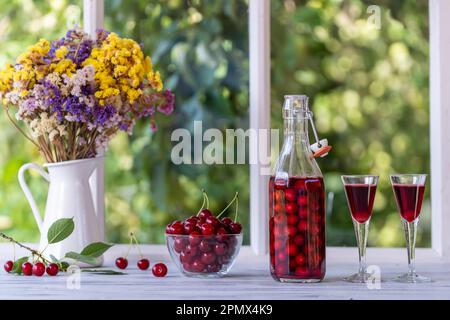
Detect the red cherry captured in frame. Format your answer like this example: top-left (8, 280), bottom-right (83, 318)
top-left (295, 266), bottom-right (309, 277)
top-left (214, 243), bottom-right (228, 256)
top-left (185, 216), bottom-right (199, 224)
top-left (276, 251), bottom-right (287, 262)
top-left (32, 262), bottom-right (45, 277)
top-left (288, 243), bottom-right (298, 256)
top-left (294, 234), bottom-right (305, 246)
top-left (46, 263), bottom-right (59, 276)
top-left (137, 258), bottom-right (150, 270)
top-left (165, 223), bottom-right (175, 234)
top-left (180, 251), bottom-right (193, 264)
top-left (229, 222), bottom-right (242, 234)
top-left (21, 262), bottom-right (32, 276)
top-left (287, 225), bottom-right (297, 237)
top-left (199, 240), bottom-right (212, 253)
top-left (274, 203), bottom-right (284, 213)
top-left (183, 222), bottom-right (197, 234)
top-left (216, 227), bottom-right (229, 242)
top-left (221, 217), bottom-right (233, 225)
top-left (188, 231), bottom-right (202, 245)
top-left (274, 239), bottom-right (285, 251)
top-left (152, 263), bottom-right (168, 277)
top-left (191, 260), bottom-right (206, 273)
top-left (216, 227), bottom-right (229, 235)
top-left (285, 202), bottom-right (298, 214)
top-left (115, 257), bottom-right (128, 269)
top-left (287, 215), bottom-right (298, 225)
top-left (297, 196), bottom-right (308, 206)
top-left (171, 221), bottom-right (185, 235)
top-left (4, 260), bottom-right (13, 273)
top-left (205, 216), bottom-right (220, 228)
top-left (182, 262), bottom-right (193, 272)
top-left (183, 244), bottom-right (198, 259)
top-left (200, 252), bottom-right (216, 265)
top-left (298, 207), bottom-right (308, 219)
top-left (284, 189), bottom-right (296, 202)
top-left (200, 223), bottom-right (215, 235)
top-left (173, 237), bottom-right (187, 253)
top-left (295, 254), bottom-right (306, 266)
top-left (198, 209), bottom-right (213, 219)
top-left (298, 221), bottom-right (308, 232)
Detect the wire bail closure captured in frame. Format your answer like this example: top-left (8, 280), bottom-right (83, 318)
top-left (307, 110), bottom-right (332, 158)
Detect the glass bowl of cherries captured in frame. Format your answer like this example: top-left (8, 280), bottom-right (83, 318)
top-left (166, 191), bottom-right (243, 278)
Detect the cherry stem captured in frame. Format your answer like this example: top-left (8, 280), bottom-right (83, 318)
top-left (125, 233), bottom-right (134, 258)
top-left (204, 190), bottom-right (210, 209)
top-left (197, 189), bottom-right (208, 215)
top-left (217, 192), bottom-right (239, 218)
top-left (0, 232), bottom-right (50, 264)
top-left (130, 233), bottom-right (144, 258)
top-left (234, 193), bottom-right (239, 221)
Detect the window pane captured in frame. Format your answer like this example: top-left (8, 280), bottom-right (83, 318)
top-left (104, 0), bottom-right (250, 243)
top-left (271, 0), bottom-right (430, 247)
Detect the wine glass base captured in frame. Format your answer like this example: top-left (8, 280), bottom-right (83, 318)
top-left (343, 272), bottom-right (374, 283)
top-left (394, 273), bottom-right (432, 283)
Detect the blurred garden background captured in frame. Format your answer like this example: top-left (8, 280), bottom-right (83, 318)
top-left (0, 0), bottom-right (430, 247)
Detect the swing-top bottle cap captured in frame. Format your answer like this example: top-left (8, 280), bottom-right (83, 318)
top-left (283, 95), bottom-right (309, 119)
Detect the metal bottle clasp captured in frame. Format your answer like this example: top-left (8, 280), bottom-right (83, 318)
top-left (307, 111), bottom-right (332, 158)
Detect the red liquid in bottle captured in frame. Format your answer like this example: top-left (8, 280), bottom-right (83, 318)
top-left (269, 176), bottom-right (326, 282)
top-left (392, 184), bottom-right (425, 222)
top-left (344, 184), bottom-right (377, 223)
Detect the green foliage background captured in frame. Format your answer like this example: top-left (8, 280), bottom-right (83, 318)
top-left (0, 0), bottom-right (429, 247)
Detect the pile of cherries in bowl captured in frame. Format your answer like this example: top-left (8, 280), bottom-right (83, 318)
top-left (166, 191), bottom-right (242, 278)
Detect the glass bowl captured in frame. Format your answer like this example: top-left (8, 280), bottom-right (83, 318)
top-left (166, 233), bottom-right (243, 278)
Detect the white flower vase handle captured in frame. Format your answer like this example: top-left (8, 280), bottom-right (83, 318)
top-left (18, 163), bottom-right (50, 233)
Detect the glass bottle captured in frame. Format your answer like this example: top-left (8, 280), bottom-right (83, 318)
top-left (269, 95), bottom-right (326, 283)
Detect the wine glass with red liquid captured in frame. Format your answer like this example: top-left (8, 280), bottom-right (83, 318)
top-left (390, 174), bottom-right (431, 283)
top-left (341, 175), bottom-right (378, 283)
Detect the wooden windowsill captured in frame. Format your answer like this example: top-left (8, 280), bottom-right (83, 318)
top-left (0, 245), bottom-right (449, 300)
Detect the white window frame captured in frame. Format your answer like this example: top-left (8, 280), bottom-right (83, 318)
top-left (84, 0), bottom-right (450, 259)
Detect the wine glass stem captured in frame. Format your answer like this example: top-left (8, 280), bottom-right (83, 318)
top-left (403, 219), bottom-right (418, 276)
top-left (353, 219), bottom-right (369, 274)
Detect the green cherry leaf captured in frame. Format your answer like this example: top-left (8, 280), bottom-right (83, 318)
top-left (12, 256), bottom-right (29, 274)
top-left (49, 254), bottom-right (59, 263)
top-left (80, 242), bottom-right (114, 258)
top-left (64, 252), bottom-right (97, 265)
top-left (47, 218), bottom-right (74, 244)
top-left (58, 261), bottom-right (70, 272)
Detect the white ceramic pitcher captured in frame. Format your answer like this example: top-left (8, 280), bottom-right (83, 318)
top-left (18, 157), bottom-right (104, 266)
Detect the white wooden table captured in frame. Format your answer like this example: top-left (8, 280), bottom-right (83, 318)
top-left (0, 245), bottom-right (449, 300)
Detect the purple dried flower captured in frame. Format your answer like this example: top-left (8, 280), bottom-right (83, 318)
top-left (72, 40), bottom-right (93, 66)
top-left (92, 104), bottom-right (116, 126)
top-left (64, 96), bottom-right (89, 122)
top-left (42, 81), bottom-right (65, 121)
